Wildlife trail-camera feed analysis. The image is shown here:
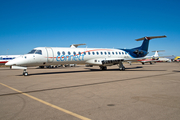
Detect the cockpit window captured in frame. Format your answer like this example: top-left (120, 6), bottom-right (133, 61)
top-left (28, 49), bottom-right (36, 54)
top-left (28, 49), bottom-right (42, 55)
top-left (35, 50), bottom-right (42, 55)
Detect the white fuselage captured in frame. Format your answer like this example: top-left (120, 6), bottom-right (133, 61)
top-left (6, 47), bottom-right (132, 67)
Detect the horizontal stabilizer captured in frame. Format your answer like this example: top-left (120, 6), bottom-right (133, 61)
top-left (152, 50), bottom-right (165, 52)
top-left (136, 35), bottom-right (166, 41)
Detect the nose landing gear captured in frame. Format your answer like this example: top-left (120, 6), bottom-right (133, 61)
top-left (23, 69), bottom-right (28, 76)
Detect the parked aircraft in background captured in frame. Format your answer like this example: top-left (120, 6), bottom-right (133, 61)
top-left (0, 55), bottom-right (21, 65)
top-left (174, 56), bottom-right (180, 62)
top-left (175, 58), bottom-right (180, 62)
top-left (158, 57), bottom-right (171, 62)
top-left (5, 35), bottom-right (166, 76)
top-left (138, 50), bottom-right (170, 64)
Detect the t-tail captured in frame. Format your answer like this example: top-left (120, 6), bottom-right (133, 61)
top-left (122, 35), bottom-right (167, 58)
top-left (152, 50), bottom-right (165, 57)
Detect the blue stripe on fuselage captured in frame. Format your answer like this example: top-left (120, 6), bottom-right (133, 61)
top-left (120, 49), bottom-right (148, 58)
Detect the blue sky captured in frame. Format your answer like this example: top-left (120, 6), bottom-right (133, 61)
top-left (0, 0), bottom-right (180, 56)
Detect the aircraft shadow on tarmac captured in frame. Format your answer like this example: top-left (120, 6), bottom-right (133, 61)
top-left (1, 72), bottom-right (175, 97)
top-left (17, 66), bottom-right (166, 76)
top-left (172, 70), bottom-right (180, 72)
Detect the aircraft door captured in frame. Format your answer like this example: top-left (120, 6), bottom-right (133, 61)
top-left (45, 47), bottom-right (54, 62)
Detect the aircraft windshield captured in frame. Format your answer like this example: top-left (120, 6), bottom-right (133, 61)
top-left (35, 50), bottom-right (42, 55)
top-left (28, 49), bottom-right (42, 55)
top-left (28, 49), bottom-right (36, 54)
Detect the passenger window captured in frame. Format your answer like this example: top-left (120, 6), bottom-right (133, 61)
top-left (112, 52), bottom-right (114, 55)
top-left (84, 52), bottom-right (86, 55)
top-left (73, 52), bottom-right (76, 55)
top-left (119, 52), bottom-right (121, 55)
top-left (68, 51), bottom-right (71, 55)
top-left (116, 52), bottom-right (118, 55)
top-left (62, 51), bottom-right (65, 55)
top-left (57, 51), bottom-right (60, 56)
top-left (122, 52), bottom-right (124, 55)
top-left (104, 52), bottom-right (107, 55)
top-left (92, 52), bottom-right (95, 55)
top-left (108, 52), bottom-right (110, 55)
top-left (96, 52), bottom-right (99, 55)
top-left (78, 52), bottom-right (81, 55)
top-left (101, 52), bottom-right (103, 55)
top-left (88, 52), bottom-right (91, 55)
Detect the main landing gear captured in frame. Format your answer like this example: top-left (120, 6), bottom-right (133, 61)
top-left (23, 69), bottom-right (28, 76)
top-left (100, 66), bottom-right (107, 70)
top-left (119, 61), bottom-right (125, 71)
top-left (100, 61), bottom-right (125, 71)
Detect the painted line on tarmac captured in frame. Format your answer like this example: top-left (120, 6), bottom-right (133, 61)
top-left (0, 82), bottom-right (91, 120)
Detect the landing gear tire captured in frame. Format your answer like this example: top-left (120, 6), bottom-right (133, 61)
top-left (119, 61), bottom-right (125, 71)
top-left (142, 62), bottom-right (144, 65)
top-left (100, 66), bottom-right (107, 70)
top-left (23, 69), bottom-right (28, 76)
top-left (119, 67), bottom-right (125, 71)
top-left (23, 72), bottom-right (28, 76)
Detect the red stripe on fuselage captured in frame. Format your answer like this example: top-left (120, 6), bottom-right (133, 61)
top-left (0, 61), bottom-right (8, 64)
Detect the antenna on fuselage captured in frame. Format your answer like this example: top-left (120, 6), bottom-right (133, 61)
top-left (70, 44), bottom-right (86, 48)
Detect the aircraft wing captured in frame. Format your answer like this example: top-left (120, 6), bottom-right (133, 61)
top-left (124, 57), bottom-right (148, 61)
top-left (158, 55), bottom-right (175, 58)
top-left (70, 44), bottom-right (86, 48)
top-left (101, 57), bottom-right (147, 65)
top-left (140, 59), bottom-right (160, 63)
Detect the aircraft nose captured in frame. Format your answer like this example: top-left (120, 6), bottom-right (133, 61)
top-left (5, 61), bottom-right (12, 66)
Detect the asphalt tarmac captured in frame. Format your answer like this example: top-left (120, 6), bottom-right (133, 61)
top-left (0, 62), bottom-right (180, 120)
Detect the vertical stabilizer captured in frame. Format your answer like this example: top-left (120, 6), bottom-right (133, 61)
top-left (135, 35), bottom-right (166, 52)
top-left (154, 51), bottom-right (159, 57)
top-left (152, 50), bottom-right (165, 57)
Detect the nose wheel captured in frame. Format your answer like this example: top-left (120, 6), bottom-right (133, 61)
top-left (23, 69), bottom-right (28, 76)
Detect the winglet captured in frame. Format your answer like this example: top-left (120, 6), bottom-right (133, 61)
top-left (136, 35), bottom-right (167, 41)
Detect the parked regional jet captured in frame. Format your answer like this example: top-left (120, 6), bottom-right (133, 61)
top-left (138, 50), bottom-right (164, 64)
top-left (5, 35), bottom-right (166, 76)
top-left (0, 55), bottom-right (21, 65)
